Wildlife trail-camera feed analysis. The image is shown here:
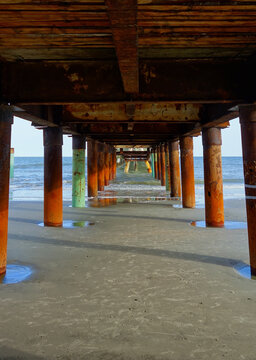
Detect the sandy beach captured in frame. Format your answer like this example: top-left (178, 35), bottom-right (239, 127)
top-left (1, 194), bottom-right (256, 359)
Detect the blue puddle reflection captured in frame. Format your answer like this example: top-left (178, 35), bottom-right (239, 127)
top-left (191, 220), bottom-right (247, 229)
top-left (39, 220), bottom-right (95, 228)
top-left (234, 263), bottom-right (256, 280)
top-left (0, 264), bottom-right (33, 284)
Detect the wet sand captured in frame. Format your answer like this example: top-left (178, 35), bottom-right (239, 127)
top-left (1, 192), bottom-right (256, 359)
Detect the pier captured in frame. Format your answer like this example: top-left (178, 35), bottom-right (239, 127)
top-left (1, 1), bottom-right (256, 358)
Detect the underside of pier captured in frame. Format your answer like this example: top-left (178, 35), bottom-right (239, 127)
top-left (1, 1), bottom-right (256, 358)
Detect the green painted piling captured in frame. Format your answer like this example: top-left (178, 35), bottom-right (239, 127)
top-left (72, 136), bottom-right (86, 207)
top-left (10, 148), bottom-right (14, 179)
top-left (165, 147), bottom-right (170, 192)
top-left (151, 152), bottom-right (155, 178)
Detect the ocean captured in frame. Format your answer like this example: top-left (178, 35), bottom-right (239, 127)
top-left (9, 156), bottom-right (245, 206)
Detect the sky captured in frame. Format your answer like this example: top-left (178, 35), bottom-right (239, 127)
top-left (11, 116), bottom-right (242, 157)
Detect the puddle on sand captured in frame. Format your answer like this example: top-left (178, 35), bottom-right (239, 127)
top-left (191, 220), bottom-right (247, 229)
top-left (0, 264), bottom-right (33, 284)
top-left (39, 220), bottom-right (95, 228)
top-left (234, 263), bottom-right (256, 280)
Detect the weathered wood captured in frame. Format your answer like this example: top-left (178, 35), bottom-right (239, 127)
top-left (64, 103), bottom-right (201, 122)
top-left (1, 60), bottom-right (251, 103)
top-left (105, 0), bottom-right (138, 93)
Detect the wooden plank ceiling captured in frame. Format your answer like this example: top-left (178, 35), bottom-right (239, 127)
top-left (0, 0), bottom-right (255, 145)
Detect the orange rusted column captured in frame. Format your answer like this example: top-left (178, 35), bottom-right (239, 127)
top-left (165, 143), bottom-right (171, 191)
top-left (44, 127), bottom-right (63, 227)
top-left (180, 136), bottom-right (195, 208)
top-left (98, 142), bottom-right (105, 191)
top-left (154, 147), bottom-right (158, 179)
top-left (160, 144), bottom-right (166, 186)
top-left (0, 106), bottom-right (13, 275)
top-left (112, 149), bottom-right (116, 179)
top-left (157, 145), bottom-right (161, 180)
top-left (239, 104), bottom-right (256, 275)
top-left (168, 140), bottom-right (181, 198)
top-left (87, 139), bottom-right (98, 197)
top-left (202, 127), bottom-right (224, 227)
top-left (113, 149), bottom-right (117, 179)
top-left (108, 147), bottom-right (112, 181)
top-left (104, 144), bottom-right (110, 186)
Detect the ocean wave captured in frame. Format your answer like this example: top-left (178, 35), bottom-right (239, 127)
top-left (195, 178), bottom-right (243, 184)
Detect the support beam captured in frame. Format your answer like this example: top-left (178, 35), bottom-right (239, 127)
top-left (72, 135), bottom-right (86, 208)
top-left (44, 127), bottom-right (63, 227)
top-left (10, 148), bottom-right (14, 179)
top-left (168, 141), bottom-right (181, 198)
top-left (180, 136), bottom-right (195, 208)
top-left (87, 139), bottom-right (98, 198)
top-left (124, 160), bottom-right (130, 174)
top-left (202, 127), bottom-right (224, 227)
top-left (114, 149), bottom-right (117, 179)
top-left (104, 144), bottom-right (110, 186)
top-left (1, 60), bottom-right (251, 103)
top-left (165, 143), bottom-right (171, 192)
top-left (105, 0), bottom-right (138, 93)
top-left (157, 145), bottom-right (161, 180)
top-left (0, 106), bottom-right (12, 275)
top-left (98, 142), bottom-right (105, 192)
top-left (239, 104), bottom-right (256, 275)
top-left (160, 144), bottom-right (166, 186)
top-left (154, 148), bottom-right (158, 180)
top-left (145, 160), bottom-right (152, 173)
top-left (151, 149), bottom-right (155, 178)
top-left (111, 149), bottom-right (116, 180)
top-left (109, 146), bottom-right (113, 181)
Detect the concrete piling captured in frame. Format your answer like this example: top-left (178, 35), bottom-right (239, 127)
top-left (72, 135), bottom-right (86, 208)
top-left (44, 127), bottom-right (63, 227)
top-left (124, 160), bottom-right (130, 174)
top-left (10, 148), bottom-right (14, 179)
top-left (154, 148), bottom-right (157, 179)
top-left (157, 145), bottom-right (161, 180)
top-left (151, 149), bottom-right (155, 178)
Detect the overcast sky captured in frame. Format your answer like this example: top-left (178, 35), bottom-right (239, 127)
top-left (11, 116), bottom-right (242, 157)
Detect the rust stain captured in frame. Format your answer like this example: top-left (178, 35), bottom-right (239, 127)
top-left (141, 64), bottom-right (156, 84)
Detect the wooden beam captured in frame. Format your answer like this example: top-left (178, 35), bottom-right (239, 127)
top-left (63, 103), bottom-right (201, 122)
top-left (105, 0), bottom-right (138, 93)
top-left (1, 60), bottom-right (252, 104)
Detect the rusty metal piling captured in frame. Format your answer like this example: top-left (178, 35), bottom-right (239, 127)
top-left (180, 136), bottom-right (195, 208)
top-left (98, 142), bottom-right (105, 192)
top-left (104, 144), bottom-right (110, 185)
top-left (44, 127), bottom-right (63, 227)
top-left (0, 106), bottom-right (12, 275)
top-left (202, 127), bottom-right (224, 227)
top-left (168, 141), bottom-right (181, 198)
top-left (87, 139), bottom-right (98, 197)
top-left (160, 144), bottom-right (166, 186)
top-left (239, 105), bottom-right (256, 275)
